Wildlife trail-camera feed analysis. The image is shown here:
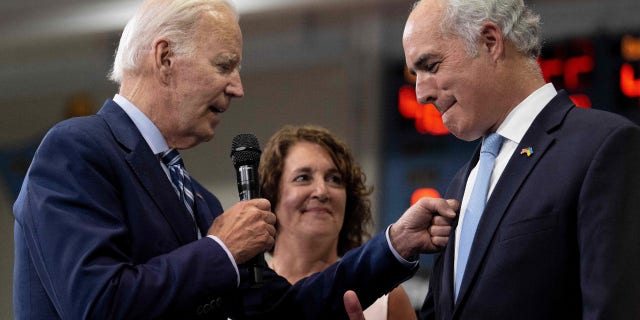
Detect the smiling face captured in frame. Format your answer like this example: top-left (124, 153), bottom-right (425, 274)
top-left (403, 0), bottom-right (503, 141)
top-left (162, 8), bottom-right (244, 148)
top-left (275, 141), bottom-right (347, 244)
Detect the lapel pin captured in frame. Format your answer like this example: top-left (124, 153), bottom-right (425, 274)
top-left (520, 147), bottom-right (533, 157)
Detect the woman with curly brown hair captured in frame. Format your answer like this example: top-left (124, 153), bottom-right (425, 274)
top-left (260, 125), bottom-right (416, 320)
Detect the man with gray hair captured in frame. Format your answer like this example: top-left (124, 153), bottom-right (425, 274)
top-left (13, 0), bottom-right (456, 318)
top-left (347, 0), bottom-right (640, 318)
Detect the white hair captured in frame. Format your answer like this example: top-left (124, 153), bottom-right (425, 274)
top-left (415, 0), bottom-right (542, 58)
top-left (108, 0), bottom-right (238, 84)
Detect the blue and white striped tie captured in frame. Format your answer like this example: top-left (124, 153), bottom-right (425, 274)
top-left (160, 149), bottom-right (198, 236)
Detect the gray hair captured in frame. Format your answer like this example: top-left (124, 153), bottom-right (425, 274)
top-left (419, 0), bottom-right (541, 58)
top-left (108, 0), bottom-right (238, 84)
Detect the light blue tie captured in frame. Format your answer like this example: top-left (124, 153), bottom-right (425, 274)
top-left (455, 133), bottom-right (504, 300)
top-left (160, 149), bottom-right (198, 236)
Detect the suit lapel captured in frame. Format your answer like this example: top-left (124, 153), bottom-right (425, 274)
top-left (126, 143), bottom-right (198, 243)
top-left (441, 154), bottom-right (478, 314)
top-left (440, 232), bottom-right (459, 315)
top-left (192, 188), bottom-right (214, 236)
top-left (98, 100), bottom-right (197, 244)
top-left (452, 91), bottom-right (574, 312)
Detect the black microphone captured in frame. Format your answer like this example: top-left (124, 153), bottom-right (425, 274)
top-left (230, 133), bottom-right (265, 287)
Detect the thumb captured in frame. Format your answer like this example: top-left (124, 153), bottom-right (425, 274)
top-left (343, 290), bottom-right (366, 320)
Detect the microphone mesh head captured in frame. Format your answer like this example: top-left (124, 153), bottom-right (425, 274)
top-left (231, 133), bottom-right (261, 168)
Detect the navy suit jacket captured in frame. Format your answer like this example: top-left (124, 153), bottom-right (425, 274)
top-left (13, 100), bottom-right (416, 319)
top-left (420, 91), bottom-right (640, 319)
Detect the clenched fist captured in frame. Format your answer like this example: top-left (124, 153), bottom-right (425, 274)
top-left (389, 197), bottom-right (458, 259)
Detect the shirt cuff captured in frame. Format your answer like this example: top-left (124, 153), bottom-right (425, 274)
top-left (385, 225), bottom-right (419, 268)
top-left (207, 235), bottom-right (240, 287)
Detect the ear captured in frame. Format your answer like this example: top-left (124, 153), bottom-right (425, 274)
top-left (479, 21), bottom-right (504, 62)
top-left (153, 39), bottom-right (173, 84)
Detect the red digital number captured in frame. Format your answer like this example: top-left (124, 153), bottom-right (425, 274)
top-left (398, 85), bottom-right (449, 135)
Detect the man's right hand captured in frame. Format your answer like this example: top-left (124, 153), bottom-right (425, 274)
top-left (389, 197), bottom-right (459, 260)
top-left (208, 198), bottom-right (276, 264)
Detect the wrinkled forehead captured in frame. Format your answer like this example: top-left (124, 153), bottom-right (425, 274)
top-left (192, 9), bottom-right (242, 51)
top-left (403, 8), bottom-right (446, 62)
top-left (200, 7), bottom-right (241, 36)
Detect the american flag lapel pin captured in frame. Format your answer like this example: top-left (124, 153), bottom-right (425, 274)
top-left (520, 147), bottom-right (533, 157)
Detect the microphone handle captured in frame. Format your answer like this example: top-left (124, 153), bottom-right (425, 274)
top-left (247, 255), bottom-right (266, 287)
top-left (237, 164), bottom-right (264, 287)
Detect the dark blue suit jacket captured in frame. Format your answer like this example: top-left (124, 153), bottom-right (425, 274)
top-left (420, 91), bottom-right (640, 319)
top-left (13, 100), bottom-right (416, 319)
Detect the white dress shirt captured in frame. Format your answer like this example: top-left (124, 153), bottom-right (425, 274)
top-left (452, 83), bottom-right (558, 284)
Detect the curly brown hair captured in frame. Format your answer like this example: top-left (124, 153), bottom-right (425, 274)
top-left (259, 125), bottom-right (373, 256)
